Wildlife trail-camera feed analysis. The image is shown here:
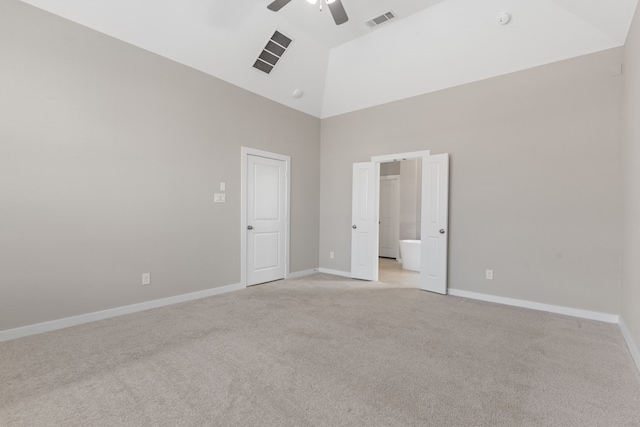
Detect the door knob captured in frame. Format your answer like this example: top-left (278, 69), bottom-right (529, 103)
top-left (439, 229), bottom-right (445, 234)
top-left (352, 225), bottom-right (357, 229)
top-left (247, 225), bottom-right (253, 230)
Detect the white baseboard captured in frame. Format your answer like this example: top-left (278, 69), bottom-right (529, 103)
top-left (618, 317), bottom-right (640, 373)
top-left (448, 288), bottom-right (619, 324)
top-left (0, 282), bottom-right (244, 343)
top-left (287, 269), bottom-right (318, 279)
top-left (317, 268), bottom-right (352, 278)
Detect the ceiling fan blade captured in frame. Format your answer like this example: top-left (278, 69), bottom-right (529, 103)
top-left (267, 0), bottom-right (292, 12)
top-left (328, 0), bottom-right (349, 25)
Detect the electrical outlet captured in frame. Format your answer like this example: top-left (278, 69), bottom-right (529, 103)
top-left (486, 269), bottom-right (493, 280)
top-left (330, 251), bottom-right (335, 259)
top-left (142, 273), bottom-right (151, 285)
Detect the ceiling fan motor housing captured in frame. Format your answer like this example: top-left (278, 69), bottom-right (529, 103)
top-left (269, 0), bottom-right (348, 25)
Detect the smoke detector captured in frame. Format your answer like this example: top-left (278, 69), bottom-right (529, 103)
top-left (498, 13), bottom-right (511, 25)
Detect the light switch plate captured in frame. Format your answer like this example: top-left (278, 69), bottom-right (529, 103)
top-left (214, 193), bottom-right (226, 203)
top-left (220, 182), bottom-right (226, 191)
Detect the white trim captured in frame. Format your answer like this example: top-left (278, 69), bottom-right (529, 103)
top-left (448, 288), bottom-right (619, 324)
top-left (619, 317), bottom-right (640, 373)
top-left (287, 269), bottom-right (318, 279)
top-left (317, 268), bottom-right (352, 278)
top-left (0, 282), bottom-right (244, 343)
top-left (241, 147), bottom-right (291, 287)
top-left (371, 150), bottom-right (430, 163)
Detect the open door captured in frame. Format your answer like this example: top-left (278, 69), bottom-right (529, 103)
top-left (351, 151), bottom-right (449, 291)
top-left (420, 153), bottom-right (449, 294)
top-left (351, 162), bottom-right (376, 280)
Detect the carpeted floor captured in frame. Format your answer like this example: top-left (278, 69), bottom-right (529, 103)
top-left (1, 273), bottom-right (639, 426)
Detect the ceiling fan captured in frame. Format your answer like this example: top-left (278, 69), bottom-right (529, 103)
top-left (267, 0), bottom-right (349, 26)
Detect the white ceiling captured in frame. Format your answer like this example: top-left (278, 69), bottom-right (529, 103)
top-left (19, 0), bottom-right (639, 118)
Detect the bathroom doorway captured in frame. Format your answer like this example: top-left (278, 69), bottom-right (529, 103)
top-left (378, 159), bottom-right (422, 287)
top-left (351, 150), bottom-right (449, 294)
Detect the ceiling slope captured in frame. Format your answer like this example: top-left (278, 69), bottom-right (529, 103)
top-left (322, 0), bottom-right (635, 117)
top-left (18, 0), bottom-right (639, 118)
top-left (550, 0), bottom-right (638, 44)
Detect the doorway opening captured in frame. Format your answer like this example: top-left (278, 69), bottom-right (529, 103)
top-left (351, 150), bottom-right (449, 294)
top-left (378, 159), bottom-right (422, 288)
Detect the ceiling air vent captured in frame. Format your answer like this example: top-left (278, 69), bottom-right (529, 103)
top-left (252, 30), bottom-right (293, 75)
top-left (365, 11), bottom-right (396, 28)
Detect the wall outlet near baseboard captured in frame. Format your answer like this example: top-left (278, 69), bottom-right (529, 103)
top-left (142, 273), bottom-right (151, 285)
top-left (486, 269), bottom-right (493, 280)
top-left (330, 251), bottom-right (335, 259)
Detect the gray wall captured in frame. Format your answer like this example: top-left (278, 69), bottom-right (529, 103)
top-left (1, 0), bottom-right (635, 341)
top-left (622, 5), bottom-right (640, 354)
top-left (380, 162), bottom-right (400, 176)
top-left (398, 160), bottom-right (421, 240)
top-left (0, 1), bottom-right (320, 330)
top-left (320, 48), bottom-right (623, 314)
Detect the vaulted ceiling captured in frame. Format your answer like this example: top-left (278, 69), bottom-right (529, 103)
top-left (20, 0), bottom-right (639, 118)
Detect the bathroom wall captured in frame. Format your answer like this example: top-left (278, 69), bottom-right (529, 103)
top-left (399, 160), bottom-right (422, 240)
top-left (380, 160), bottom-right (422, 241)
top-left (380, 162), bottom-right (400, 176)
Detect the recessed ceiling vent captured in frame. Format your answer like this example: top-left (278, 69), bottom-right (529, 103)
top-left (252, 30), bottom-right (293, 75)
top-left (365, 11), bottom-right (396, 28)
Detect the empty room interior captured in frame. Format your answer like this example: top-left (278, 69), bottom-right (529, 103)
top-left (2, 0), bottom-right (640, 425)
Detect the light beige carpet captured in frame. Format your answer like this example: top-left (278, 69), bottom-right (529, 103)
top-left (1, 273), bottom-right (639, 426)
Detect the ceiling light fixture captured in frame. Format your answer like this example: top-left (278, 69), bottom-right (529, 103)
top-left (307, 0), bottom-right (336, 11)
top-left (268, 0), bottom-right (348, 25)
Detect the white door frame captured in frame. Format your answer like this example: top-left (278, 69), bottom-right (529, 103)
top-left (240, 147), bottom-right (291, 287)
top-left (370, 150), bottom-right (431, 282)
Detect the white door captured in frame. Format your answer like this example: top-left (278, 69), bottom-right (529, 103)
top-left (247, 155), bottom-right (286, 286)
top-left (351, 162), bottom-right (376, 280)
top-left (420, 153), bottom-right (449, 294)
top-left (379, 176), bottom-right (399, 258)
